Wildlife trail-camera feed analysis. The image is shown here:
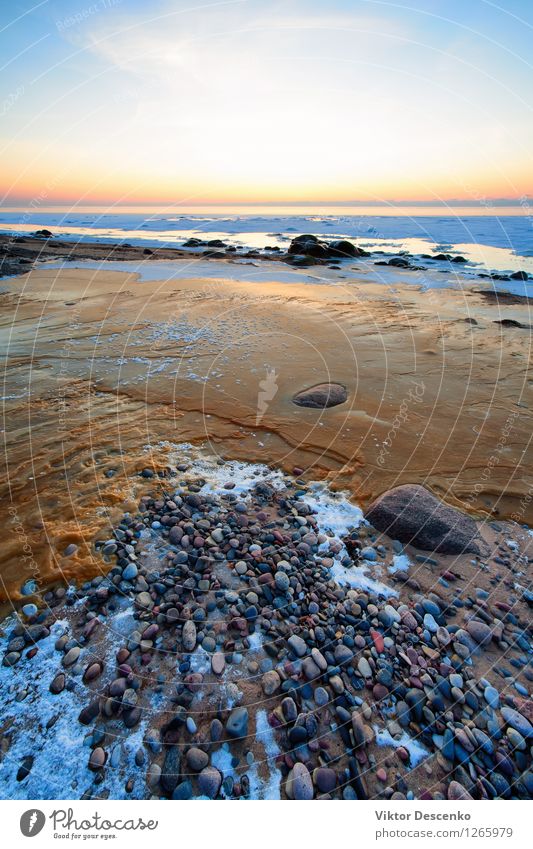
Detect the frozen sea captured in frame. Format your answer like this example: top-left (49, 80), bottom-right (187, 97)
top-left (0, 204), bottom-right (532, 283)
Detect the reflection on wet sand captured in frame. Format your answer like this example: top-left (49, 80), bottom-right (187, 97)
top-left (1, 261), bottom-right (531, 603)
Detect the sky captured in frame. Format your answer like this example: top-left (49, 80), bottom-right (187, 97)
top-left (0, 0), bottom-right (532, 205)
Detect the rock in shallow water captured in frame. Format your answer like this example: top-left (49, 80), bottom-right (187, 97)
top-left (292, 383), bottom-right (348, 409)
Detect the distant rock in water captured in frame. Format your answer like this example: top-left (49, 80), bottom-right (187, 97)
top-left (328, 239), bottom-right (366, 258)
top-left (494, 319), bottom-right (527, 329)
top-left (288, 234), bottom-right (329, 259)
top-left (287, 234), bottom-right (369, 260)
top-left (365, 484), bottom-right (479, 554)
top-left (293, 382), bottom-right (348, 409)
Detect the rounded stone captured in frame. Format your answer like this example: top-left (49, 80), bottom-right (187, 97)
top-left (287, 634), bottom-right (307, 657)
top-left (466, 620), bottom-right (493, 645)
top-left (292, 383), bottom-right (348, 410)
top-left (262, 670), bottom-right (281, 695)
top-left (286, 762), bottom-right (314, 799)
top-left (198, 766), bottom-right (222, 799)
top-left (122, 563), bottom-right (138, 581)
top-left (313, 767), bottom-right (337, 794)
top-left (89, 747), bottom-right (106, 771)
top-left (226, 707), bottom-right (249, 739)
top-left (186, 747), bottom-right (209, 771)
top-left (182, 621), bottom-right (197, 652)
top-left (274, 571), bottom-right (290, 592)
top-left (357, 657), bottom-right (372, 678)
top-left (211, 652), bottom-right (225, 675)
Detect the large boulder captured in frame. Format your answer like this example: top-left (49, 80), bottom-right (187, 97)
top-left (327, 239), bottom-right (367, 258)
top-left (288, 235), bottom-right (369, 260)
top-left (288, 234), bottom-right (329, 258)
top-left (364, 484), bottom-right (479, 554)
top-left (293, 383), bottom-right (348, 409)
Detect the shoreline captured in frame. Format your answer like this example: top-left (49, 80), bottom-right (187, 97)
top-left (1, 233), bottom-right (532, 297)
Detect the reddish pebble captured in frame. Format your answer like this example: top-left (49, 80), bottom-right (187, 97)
top-left (376, 768), bottom-right (387, 782)
top-left (370, 628), bottom-right (385, 653)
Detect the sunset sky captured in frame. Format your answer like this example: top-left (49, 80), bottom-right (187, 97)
top-left (0, 0), bottom-right (531, 205)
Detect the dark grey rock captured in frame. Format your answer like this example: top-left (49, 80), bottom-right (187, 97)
top-left (293, 383), bottom-right (348, 410)
top-left (365, 484), bottom-right (479, 554)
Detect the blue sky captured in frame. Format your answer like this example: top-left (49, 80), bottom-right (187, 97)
top-left (1, 0), bottom-right (532, 202)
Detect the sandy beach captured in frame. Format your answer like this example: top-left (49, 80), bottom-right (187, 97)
top-left (1, 245), bottom-right (531, 601)
top-left (0, 238), bottom-right (531, 803)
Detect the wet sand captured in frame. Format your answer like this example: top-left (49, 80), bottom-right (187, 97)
top-left (1, 256), bottom-right (532, 603)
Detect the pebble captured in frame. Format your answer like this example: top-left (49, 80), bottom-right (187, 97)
top-left (146, 763), bottom-right (161, 789)
top-left (226, 707), bottom-right (249, 738)
top-left (313, 767), bottom-right (337, 793)
top-left (89, 747), bottom-right (106, 771)
top-left (211, 652), bottom-right (225, 675)
top-left (186, 747), bottom-right (209, 771)
top-left (466, 620), bottom-right (493, 645)
top-left (83, 662), bottom-right (102, 682)
top-left (314, 686), bottom-right (329, 706)
top-left (262, 670), bottom-right (281, 695)
top-left (448, 781), bottom-right (473, 800)
top-left (484, 685), bottom-right (500, 709)
top-left (62, 647), bottom-right (81, 667)
top-left (198, 766), bottom-right (222, 799)
top-left (182, 621), bottom-right (197, 651)
top-left (274, 571), bottom-right (290, 592)
top-left (50, 673), bottom-right (65, 694)
top-left (501, 707), bottom-right (532, 739)
top-left (287, 634), bottom-right (307, 657)
top-left (286, 763), bottom-right (314, 800)
top-left (357, 657), bottom-right (372, 678)
top-left (122, 563), bottom-right (138, 581)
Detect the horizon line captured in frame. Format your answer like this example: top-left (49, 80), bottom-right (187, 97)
top-left (0, 197), bottom-right (530, 209)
